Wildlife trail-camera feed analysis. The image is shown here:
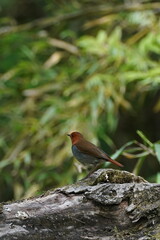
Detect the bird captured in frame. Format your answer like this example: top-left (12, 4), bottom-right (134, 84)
top-left (67, 132), bottom-right (123, 169)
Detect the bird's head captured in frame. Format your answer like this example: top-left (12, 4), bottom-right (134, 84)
top-left (67, 132), bottom-right (84, 144)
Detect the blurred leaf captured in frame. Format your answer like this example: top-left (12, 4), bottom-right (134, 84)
top-left (123, 151), bottom-right (148, 159)
top-left (156, 173), bottom-right (160, 183)
top-left (77, 31), bottom-right (107, 56)
top-left (154, 143), bottom-right (160, 164)
top-left (40, 107), bottom-right (56, 125)
top-left (23, 151), bottom-right (31, 165)
top-left (111, 141), bottom-right (135, 159)
top-left (133, 156), bottom-right (146, 176)
top-left (22, 46), bottom-right (35, 61)
top-left (23, 184), bottom-right (40, 199)
top-left (48, 38), bottom-right (79, 55)
top-left (43, 52), bottom-right (64, 69)
top-left (84, 14), bottom-right (117, 30)
top-left (0, 159), bottom-right (11, 169)
top-left (14, 183), bottom-right (24, 200)
top-left (137, 130), bottom-right (153, 147)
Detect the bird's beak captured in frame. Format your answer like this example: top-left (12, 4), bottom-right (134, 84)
top-left (67, 134), bottom-right (70, 137)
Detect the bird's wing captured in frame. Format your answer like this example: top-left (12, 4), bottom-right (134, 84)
top-left (75, 140), bottom-right (108, 159)
top-left (75, 140), bottom-right (123, 167)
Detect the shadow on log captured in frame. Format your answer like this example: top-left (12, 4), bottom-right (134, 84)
top-left (0, 169), bottom-right (160, 240)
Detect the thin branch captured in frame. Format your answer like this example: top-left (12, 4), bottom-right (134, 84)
top-left (135, 141), bottom-right (156, 156)
top-left (1, 2), bottom-right (160, 36)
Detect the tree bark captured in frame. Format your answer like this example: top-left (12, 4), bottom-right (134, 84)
top-left (0, 169), bottom-right (160, 240)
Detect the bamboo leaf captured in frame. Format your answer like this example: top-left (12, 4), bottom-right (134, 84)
top-left (154, 143), bottom-right (160, 164)
top-left (111, 141), bottom-right (135, 159)
top-left (137, 130), bottom-right (153, 147)
top-left (133, 156), bottom-right (146, 176)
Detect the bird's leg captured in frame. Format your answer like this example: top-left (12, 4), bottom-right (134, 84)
top-left (83, 162), bottom-right (103, 179)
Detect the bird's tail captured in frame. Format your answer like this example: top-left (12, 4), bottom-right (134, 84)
top-left (107, 157), bottom-right (123, 167)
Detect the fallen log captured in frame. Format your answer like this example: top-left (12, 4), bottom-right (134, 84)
top-left (0, 169), bottom-right (160, 240)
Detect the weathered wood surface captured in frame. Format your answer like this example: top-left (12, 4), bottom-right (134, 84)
top-left (0, 169), bottom-right (160, 240)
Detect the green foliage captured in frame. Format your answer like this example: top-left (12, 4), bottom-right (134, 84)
top-left (111, 131), bottom-right (159, 177)
top-left (154, 143), bottom-right (160, 164)
top-left (0, 0), bottom-right (160, 201)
